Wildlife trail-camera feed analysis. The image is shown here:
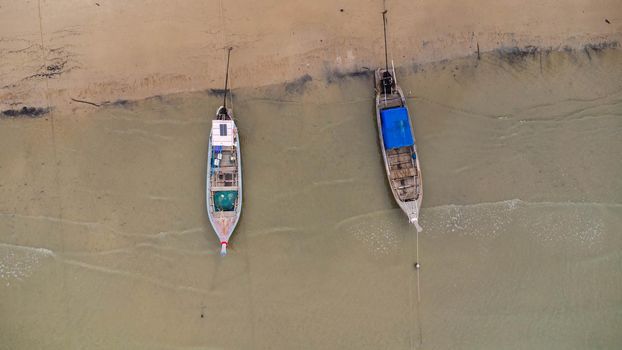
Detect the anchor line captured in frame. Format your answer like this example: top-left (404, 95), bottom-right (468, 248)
top-left (413, 227), bottom-right (423, 348)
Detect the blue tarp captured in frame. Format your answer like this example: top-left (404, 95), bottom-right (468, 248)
top-left (380, 107), bottom-right (414, 149)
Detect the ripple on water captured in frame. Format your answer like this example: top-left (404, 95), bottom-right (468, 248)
top-left (423, 199), bottom-right (608, 250)
top-left (424, 199), bottom-right (521, 241)
top-left (526, 206), bottom-right (605, 249)
top-left (337, 210), bottom-right (405, 256)
top-left (0, 244), bottom-right (54, 286)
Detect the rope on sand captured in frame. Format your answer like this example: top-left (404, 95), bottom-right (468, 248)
top-left (217, 0), bottom-right (234, 111)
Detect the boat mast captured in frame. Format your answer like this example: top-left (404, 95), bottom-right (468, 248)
top-left (381, 11), bottom-right (394, 95)
top-left (219, 47), bottom-right (233, 117)
top-left (382, 10), bottom-right (389, 73)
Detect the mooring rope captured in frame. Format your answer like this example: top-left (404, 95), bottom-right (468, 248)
top-left (217, 0), bottom-right (234, 113)
top-left (416, 230), bottom-right (421, 301)
top-left (413, 225), bottom-right (423, 349)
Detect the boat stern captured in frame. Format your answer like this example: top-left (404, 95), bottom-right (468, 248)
top-left (403, 201), bottom-right (422, 232)
top-left (409, 216), bottom-right (423, 232)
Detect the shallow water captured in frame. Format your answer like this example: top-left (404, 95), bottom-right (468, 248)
top-left (1, 48), bottom-right (621, 349)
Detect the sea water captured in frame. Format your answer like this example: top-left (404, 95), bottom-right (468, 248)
top-left (1, 48), bottom-right (621, 349)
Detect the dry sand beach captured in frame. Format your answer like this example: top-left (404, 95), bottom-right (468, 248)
top-left (1, 0), bottom-right (621, 110)
top-left (1, 1), bottom-right (622, 349)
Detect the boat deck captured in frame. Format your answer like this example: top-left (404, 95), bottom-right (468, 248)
top-left (387, 147), bottom-right (420, 202)
top-left (209, 145), bottom-right (240, 213)
top-left (377, 93), bottom-right (403, 110)
top-left (211, 146), bottom-right (239, 188)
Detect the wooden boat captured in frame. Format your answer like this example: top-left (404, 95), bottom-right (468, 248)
top-left (374, 12), bottom-right (423, 231)
top-left (207, 48), bottom-right (242, 256)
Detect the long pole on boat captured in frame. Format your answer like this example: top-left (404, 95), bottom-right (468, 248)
top-left (222, 47), bottom-right (232, 110)
top-left (382, 11), bottom-right (389, 73)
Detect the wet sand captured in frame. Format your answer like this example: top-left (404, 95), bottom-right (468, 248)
top-left (1, 45), bottom-right (621, 348)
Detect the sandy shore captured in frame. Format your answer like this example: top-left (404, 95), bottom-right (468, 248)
top-left (1, 0), bottom-right (620, 111)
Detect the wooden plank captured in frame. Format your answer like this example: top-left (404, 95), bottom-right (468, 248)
top-left (214, 166), bottom-right (237, 172)
top-left (390, 167), bottom-right (416, 179)
top-left (211, 186), bottom-right (239, 192)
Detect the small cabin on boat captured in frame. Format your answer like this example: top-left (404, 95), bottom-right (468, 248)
top-left (212, 120), bottom-right (235, 146)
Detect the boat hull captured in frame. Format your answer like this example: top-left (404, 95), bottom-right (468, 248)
top-left (206, 107), bottom-right (242, 255)
top-left (374, 69), bottom-right (423, 230)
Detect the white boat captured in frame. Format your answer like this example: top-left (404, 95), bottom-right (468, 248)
top-left (206, 48), bottom-right (242, 256)
top-left (374, 12), bottom-right (423, 231)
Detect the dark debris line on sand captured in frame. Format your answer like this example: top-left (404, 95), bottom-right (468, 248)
top-left (1, 107), bottom-right (49, 119)
top-left (207, 88), bottom-right (234, 98)
top-left (494, 41), bottom-right (619, 63)
top-left (284, 74), bottom-right (312, 94)
top-left (24, 60), bottom-right (69, 80)
top-left (325, 67), bottom-right (372, 84)
top-left (108, 99), bottom-right (132, 107)
top-left (70, 98), bottom-right (100, 107)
